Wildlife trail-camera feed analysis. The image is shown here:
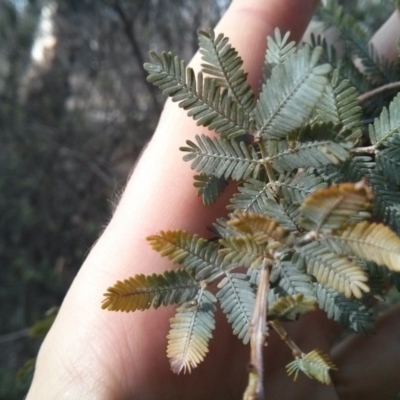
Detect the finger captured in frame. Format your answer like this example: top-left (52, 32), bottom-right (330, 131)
top-left (28, 1), bottom-right (319, 399)
top-left (331, 303), bottom-right (400, 400)
top-left (189, 0), bottom-right (321, 90)
top-left (370, 10), bottom-right (400, 62)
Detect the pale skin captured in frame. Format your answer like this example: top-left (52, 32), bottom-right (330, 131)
top-left (27, 1), bottom-right (400, 399)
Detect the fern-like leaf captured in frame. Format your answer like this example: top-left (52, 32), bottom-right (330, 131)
top-left (219, 235), bottom-right (272, 269)
top-left (228, 178), bottom-right (270, 214)
top-left (102, 270), bottom-right (199, 312)
top-left (367, 170), bottom-right (400, 233)
top-left (266, 124), bottom-right (352, 173)
top-left (376, 133), bottom-right (400, 186)
top-left (384, 204), bottom-right (400, 237)
top-left (228, 178), bottom-right (302, 232)
top-left (339, 156), bottom-right (376, 183)
top-left (359, 262), bottom-right (386, 301)
top-left (286, 349), bottom-right (337, 384)
top-left (315, 283), bottom-right (375, 334)
top-left (299, 242), bottom-right (370, 299)
top-left (369, 93), bottom-right (400, 147)
top-left (319, 0), bottom-right (390, 84)
top-left (198, 29), bottom-right (256, 112)
top-left (193, 174), bottom-right (227, 205)
top-left (254, 45), bottom-right (331, 139)
top-left (269, 293), bottom-right (315, 321)
top-left (264, 28), bottom-right (296, 77)
top-left (216, 273), bottom-right (255, 344)
top-left (211, 217), bottom-right (240, 239)
top-left (278, 170), bottom-right (328, 204)
top-left (309, 34), bottom-right (372, 94)
top-left (315, 69), bottom-right (362, 139)
top-left (326, 221), bottom-right (400, 272)
top-left (274, 255), bottom-right (316, 299)
top-left (144, 52), bottom-right (251, 138)
top-left (181, 134), bottom-right (261, 181)
top-left (147, 230), bottom-right (230, 281)
top-left (227, 212), bottom-right (291, 245)
top-left (261, 198), bottom-right (300, 232)
top-left (348, 39), bottom-right (393, 85)
top-left (167, 289), bottom-right (216, 373)
top-left (299, 181), bottom-right (373, 233)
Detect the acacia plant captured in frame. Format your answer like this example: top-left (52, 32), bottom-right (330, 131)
top-left (102, 1), bottom-right (400, 398)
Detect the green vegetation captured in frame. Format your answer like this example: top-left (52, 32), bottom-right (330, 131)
top-left (102, 1), bottom-right (400, 398)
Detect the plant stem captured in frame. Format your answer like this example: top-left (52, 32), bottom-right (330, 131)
top-left (0, 328), bottom-right (30, 344)
top-left (269, 320), bottom-right (304, 359)
top-left (358, 81), bottom-right (400, 104)
top-left (244, 259), bottom-right (271, 400)
top-left (265, 162), bottom-right (276, 185)
top-left (350, 145), bottom-right (376, 154)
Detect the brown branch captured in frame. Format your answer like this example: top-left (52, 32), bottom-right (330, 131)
top-left (358, 81), bottom-right (400, 104)
top-left (269, 320), bottom-right (304, 359)
top-left (244, 259), bottom-right (271, 400)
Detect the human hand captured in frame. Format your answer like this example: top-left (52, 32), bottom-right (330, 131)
top-left (26, 1), bottom-right (400, 399)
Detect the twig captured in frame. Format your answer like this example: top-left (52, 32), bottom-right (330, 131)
top-left (350, 145), bottom-right (376, 154)
top-left (358, 81), bottom-right (400, 104)
top-left (0, 328), bottom-right (30, 344)
top-left (244, 259), bottom-right (271, 400)
top-left (269, 320), bottom-right (303, 359)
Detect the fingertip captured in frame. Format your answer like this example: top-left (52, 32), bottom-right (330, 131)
top-left (370, 10), bottom-right (400, 62)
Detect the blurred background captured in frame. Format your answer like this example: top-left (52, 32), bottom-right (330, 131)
top-left (0, 0), bottom-right (394, 398)
top-left (0, 0), bottom-right (230, 397)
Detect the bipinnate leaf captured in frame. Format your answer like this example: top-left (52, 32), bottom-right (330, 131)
top-left (308, 33), bottom-right (372, 94)
top-left (286, 349), bottom-right (337, 384)
top-left (261, 199), bottom-right (300, 233)
top-left (254, 45), bottom-right (331, 139)
top-left (299, 181), bottom-right (373, 233)
top-left (319, 0), bottom-right (391, 85)
top-left (376, 133), bottom-right (400, 186)
top-left (327, 221), bottom-right (400, 272)
top-left (211, 217), bottom-right (240, 239)
top-left (228, 178), bottom-right (270, 214)
top-left (339, 155), bottom-right (375, 183)
top-left (101, 270), bottom-right (199, 312)
top-left (216, 273), bottom-right (255, 344)
top-left (367, 169), bottom-right (400, 234)
top-left (193, 174), bottom-right (227, 205)
top-left (167, 289), bottom-right (216, 374)
top-left (219, 236), bottom-right (272, 270)
top-left (268, 293), bottom-right (315, 321)
top-left (181, 134), bottom-right (261, 181)
top-left (144, 52), bottom-right (251, 138)
top-left (369, 93), bottom-right (400, 147)
top-left (198, 29), bottom-right (256, 112)
top-left (315, 69), bottom-right (362, 139)
top-left (265, 123), bottom-right (353, 174)
top-left (147, 230), bottom-right (229, 281)
top-left (279, 171), bottom-right (328, 205)
top-left (315, 283), bottom-right (375, 334)
top-left (299, 242), bottom-right (370, 299)
top-left (274, 255), bottom-right (316, 298)
top-left (227, 212), bottom-right (290, 245)
top-left (265, 28), bottom-right (296, 73)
